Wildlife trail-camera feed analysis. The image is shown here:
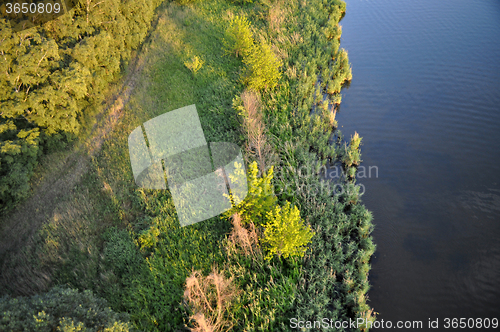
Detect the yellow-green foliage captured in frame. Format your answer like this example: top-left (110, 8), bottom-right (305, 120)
top-left (225, 161), bottom-right (276, 226)
top-left (223, 16), bottom-right (281, 91)
top-left (230, 0), bottom-right (254, 4)
top-left (55, 318), bottom-right (130, 332)
top-left (350, 131), bottom-right (362, 150)
top-left (342, 131), bottom-right (362, 172)
top-left (0, 0), bottom-right (164, 209)
top-left (184, 55), bottom-right (204, 74)
top-left (262, 202), bottom-right (314, 260)
top-left (223, 15), bottom-right (254, 58)
top-left (225, 161), bottom-right (248, 206)
top-left (243, 40), bottom-right (282, 91)
top-left (225, 163), bottom-right (313, 261)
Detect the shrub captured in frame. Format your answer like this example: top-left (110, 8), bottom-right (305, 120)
top-left (261, 201), bottom-right (314, 260)
top-left (184, 55), bottom-right (205, 74)
top-left (223, 15), bottom-right (254, 58)
top-left (223, 15), bottom-right (281, 91)
top-left (225, 161), bottom-right (277, 226)
top-left (243, 40), bottom-right (282, 91)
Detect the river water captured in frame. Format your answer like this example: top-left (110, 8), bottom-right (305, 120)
top-left (336, 0), bottom-right (500, 329)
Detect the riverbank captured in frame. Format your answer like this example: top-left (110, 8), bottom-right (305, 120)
top-left (0, 0), bottom-right (375, 331)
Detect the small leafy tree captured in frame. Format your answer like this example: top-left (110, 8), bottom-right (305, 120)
top-left (225, 161), bottom-right (276, 226)
top-left (223, 16), bottom-right (254, 58)
top-left (243, 40), bottom-right (282, 91)
top-left (262, 202), bottom-right (314, 260)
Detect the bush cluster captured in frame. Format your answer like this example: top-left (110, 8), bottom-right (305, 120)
top-left (224, 15), bottom-right (282, 90)
top-left (262, 201), bottom-right (314, 260)
top-left (225, 161), bottom-right (276, 225)
top-left (226, 161), bottom-right (314, 261)
top-left (243, 39), bottom-right (282, 91)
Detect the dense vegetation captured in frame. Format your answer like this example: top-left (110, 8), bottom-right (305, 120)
top-left (0, 0), bottom-right (164, 209)
top-left (0, 0), bottom-right (376, 331)
top-left (0, 287), bottom-right (132, 331)
top-left (262, 1), bottom-right (375, 327)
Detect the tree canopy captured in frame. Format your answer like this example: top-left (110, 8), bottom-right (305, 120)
top-left (0, 0), bottom-right (164, 210)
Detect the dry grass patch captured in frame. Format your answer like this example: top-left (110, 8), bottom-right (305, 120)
top-left (238, 89), bottom-right (276, 174)
top-left (184, 267), bottom-right (240, 332)
top-left (267, 0), bottom-right (287, 33)
top-left (285, 65), bottom-right (297, 80)
top-left (226, 213), bottom-right (260, 258)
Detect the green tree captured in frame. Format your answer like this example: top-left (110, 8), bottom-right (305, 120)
top-left (243, 40), bottom-right (282, 91)
top-left (0, 0), bottom-right (164, 210)
top-left (261, 201), bottom-right (314, 260)
top-left (225, 161), bottom-right (277, 226)
top-left (0, 125), bottom-right (41, 209)
top-left (223, 15), bottom-right (254, 58)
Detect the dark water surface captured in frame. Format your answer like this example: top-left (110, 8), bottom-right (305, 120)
top-left (337, 0), bottom-right (500, 329)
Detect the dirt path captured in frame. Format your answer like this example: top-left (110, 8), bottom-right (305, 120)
top-left (0, 13), bottom-right (160, 295)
